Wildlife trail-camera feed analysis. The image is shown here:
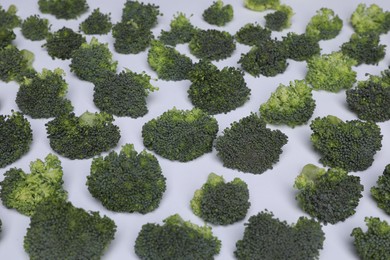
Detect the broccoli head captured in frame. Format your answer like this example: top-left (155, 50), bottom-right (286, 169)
top-left (121, 0), bottom-right (161, 29)
top-left (305, 8), bottom-right (343, 41)
top-left (79, 8), bottom-right (112, 35)
top-left (0, 28), bottom-right (15, 48)
top-left (244, 0), bottom-right (280, 12)
top-left (202, 0), bottom-right (233, 27)
top-left (38, 0), bottom-right (89, 20)
top-left (264, 5), bottom-right (294, 31)
top-left (371, 164), bottom-right (390, 215)
top-left (350, 3), bottom-right (390, 35)
top-left (282, 32), bottom-right (321, 61)
top-left (0, 4), bottom-right (21, 29)
top-left (0, 45), bottom-right (35, 83)
top-left (21, 15), bottom-right (51, 41)
top-left (158, 12), bottom-right (198, 46)
top-left (234, 23), bottom-right (271, 46)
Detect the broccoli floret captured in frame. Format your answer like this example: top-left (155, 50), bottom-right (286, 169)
top-left (158, 13), bottom-right (198, 46)
top-left (235, 210), bottom-right (325, 259)
top-left (0, 4), bottom-right (21, 29)
top-left (371, 164), bottom-right (390, 215)
top-left (235, 23), bottom-right (271, 46)
top-left (305, 8), bottom-right (343, 41)
top-left (191, 173), bottom-right (250, 225)
top-left (351, 217), bottom-right (390, 260)
top-left (134, 214), bottom-right (221, 259)
top-left (142, 108), bottom-right (219, 162)
top-left (189, 29), bottom-right (236, 61)
top-left (282, 32), bottom-right (321, 61)
top-left (202, 0), bottom-right (233, 27)
top-left (112, 21), bottom-right (154, 54)
top-left (0, 28), bottom-right (15, 49)
top-left (16, 68), bottom-right (73, 119)
top-left (21, 15), bottom-right (50, 41)
top-left (350, 3), bottom-right (390, 35)
top-left (79, 8), bottom-right (112, 35)
top-left (24, 198), bottom-right (116, 259)
top-left (310, 115), bottom-right (382, 171)
top-left (121, 0), bottom-right (161, 29)
top-left (187, 60), bottom-right (250, 114)
top-left (260, 80), bottom-right (316, 127)
top-left (215, 113), bottom-right (288, 174)
top-left (0, 154), bottom-right (67, 216)
top-left (46, 111), bottom-right (121, 160)
top-left (264, 5), bottom-right (294, 31)
top-left (306, 52), bottom-right (357, 92)
top-left (147, 40), bottom-right (194, 81)
top-left (244, 0), bottom-right (280, 12)
top-left (0, 45), bottom-right (35, 83)
top-left (38, 0), bottom-right (89, 20)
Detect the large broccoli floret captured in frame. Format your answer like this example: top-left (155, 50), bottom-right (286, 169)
top-left (38, 0), bottom-right (89, 20)
top-left (0, 45), bottom-right (35, 83)
top-left (282, 32), bottom-right (321, 61)
top-left (21, 15), bottom-right (50, 41)
top-left (371, 164), bottom-right (390, 215)
top-left (235, 210), bottom-right (325, 259)
top-left (234, 23), bottom-right (271, 46)
top-left (244, 0), bottom-right (280, 12)
top-left (142, 108), bottom-right (219, 162)
top-left (46, 111), bottom-right (121, 160)
top-left (191, 173), bottom-right (250, 225)
top-left (112, 21), bottom-right (154, 54)
top-left (134, 214), bottom-right (221, 259)
top-left (158, 13), bottom-right (198, 46)
top-left (215, 113), bottom-right (288, 174)
top-left (0, 4), bottom-right (21, 29)
top-left (24, 198), bottom-right (116, 259)
top-left (264, 5), bottom-right (294, 31)
top-left (310, 115), bottom-right (382, 171)
top-left (121, 0), bottom-right (161, 29)
top-left (202, 0), bottom-right (233, 27)
top-left (79, 8), bottom-right (112, 35)
top-left (305, 8), bottom-right (343, 41)
top-left (0, 154), bottom-right (67, 216)
top-left (350, 3), bottom-right (390, 35)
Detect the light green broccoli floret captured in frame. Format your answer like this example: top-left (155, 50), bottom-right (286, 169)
top-left (305, 8), bottom-right (343, 41)
top-left (350, 3), bottom-right (390, 35)
top-left (244, 0), bottom-right (280, 12)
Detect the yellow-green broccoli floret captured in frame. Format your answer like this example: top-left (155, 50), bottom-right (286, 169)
top-left (244, 0), bottom-right (280, 12)
top-left (350, 3), bottom-right (390, 35)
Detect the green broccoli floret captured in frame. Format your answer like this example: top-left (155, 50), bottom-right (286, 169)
top-left (0, 4), bottom-right (21, 29)
top-left (306, 52), bottom-right (357, 92)
top-left (350, 3), bottom-right (390, 35)
top-left (215, 113), bottom-right (288, 174)
top-left (191, 173), bottom-right (250, 225)
top-left (234, 23), bottom-right (271, 46)
top-left (0, 28), bottom-right (15, 49)
top-left (121, 0), bottom-right (161, 29)
top-left (264, 5), bottom-right (294, 31)
top-left (282, 32), bottom-right (321, 61)
top-left (147, 40), bottom-right (194, 81)
top-left (235, 210), bottom-right (325, 259)
top-left (310, 115), bottom-right (382, 171)
top-left (24, 198), bottom-right (116, 259)
top-left (305, 8), bottom-right (343, 41)
top-left (351, 217), bottom-right (390, 260)
top-left (371, 164), bottom-right (390, 215)
top-left (0, 45), bottom-right (35, 83)
top-left (189, 29), bottom-right (236, 61)
top-left (158, 12), bottom-right (198, 46)
top-left (142, 108), bottom-right (219, 162)
top-left (46, 111), bottom-right (121, 160)
top-left (21, 15), bottom-right (50, 41)
top-left (38, 0), bottom-right (89, 20)
top-left (112, 21), bottom-right (154, 54)
top-left (16, 68), bottom-right (73, 119)
top-left (134, 214), bottom-right (221, 259)
top-left (187, 60), bottom-right (250, 114)
top-left (260, 80), bottom-right (316, 127)
top-left (202, 0), bottom-right (233, 27)
top-left (0, 154), bottom-right (67, 216)
top-left (244, 0), bottom-right (280, 12)
top-left (79, 8), bottom-right (112, 35)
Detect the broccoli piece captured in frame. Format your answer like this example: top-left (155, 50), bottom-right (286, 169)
top-left (235, 23), bottom-right (271, 46)
top-left (371, 164), bottom-right (390, 215)
top-left (351, 217), bottom-right (390, 260)
top-left (112, 21), bottom-right (154, 54)
top-left (24, 198), bottom-right (116, 259)
top-left (121, 0), bottom-right (161, 29)
top-left (0, 4), bottom-right (21, 29)
top-left (142, 108), bottom-right (218, 162)
top-left (306, 52), bottom-right (357, 92)
top-left (147, 40), bottom-right (194, 81)
top-left (16, 68), bottom-right (73, 119)
top-left (79, 8), bottom-right (112, 35)
top-left (215, 113), bottom-right (288, 174)
top-left (260, 80), bottom-right (316, 127)
top-left (305, 8), bottom-right (343, 41)
top-left (264, 5), bottom-right (294, 31)
top-left (282, 32), bottom-right (321, 61)
top-left (191, 173), bottom-right (250, 225)
top-left (310, 115), bottom-right (382, 171)
top-left (187, 60), bottom-right (250, 114)
top-left (202, 0), bottom-right (233, 27)
top-left (46, 111), bottom-right (121, 160)
top-left (0, 154), bottom-right (67, 216)
top-left (0, 45), bottom-right (35, 83)
top-left (134, 214), bottom-right (221, 259)
top-left (38, 0), bottom-right (89, 20)
top-left (244, 0), bottom-right (280, 12)
top-left (0, 28), bottom-right (15, 49)
top-left (189, 29), bottom-right (236, 61)
top-left (21, 15), bottom-right (50, 41)
top-left (158, 13), bottom-right (198, 46)
top-left (235, 210), bottom-right (325, 259)
top-left (350, 3), bottom-right (390, 35)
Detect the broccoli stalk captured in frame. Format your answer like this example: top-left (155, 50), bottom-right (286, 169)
top-left (202, 0), bottom-right (234, 27)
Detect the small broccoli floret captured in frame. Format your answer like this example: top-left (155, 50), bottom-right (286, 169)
top-left (21, 15), bottom-right (50, 41)
top-left (0, 45), bottom-right (35, 83)
top-left (310, 115), bottom-right (382, 171)
top-left (202, 0), bottom-right (233, 27)
top-left (260, 80), bottom-right (316, 127)
top-left (371, 165), bottom-right (390, 215)
top-left (282, 32), bottom-right (321, 61)
top-left (235, 23), bottom-right (271, 46)
top-left (158, 13), bottom-right (198, 46)
top-left (191, 173), bottom-right (250, 225)
top-left (264, 5), bottom-right (293, 31)
top-left (0, 4), bottom-right (21, 29)
top-left (38, 0), bottom-right (89, 20)
top-left (305, 8), bottom-right (343, 41)
top-left (142, 108), bottom-right (219, 162)
top-left (79, 8), bottom-right (112, 35)
top-left (121, 1), bottom-right (161, 29)
top-left (0, 28), bottom-right (15, 49)
top-left (235, 210), bottom-right (325, 259)
top-left (46, 111), bottom-right (121, 160)
top-left (350, 3), bottom-right (390, 35)
top-left (215, 113), bottom-right (288, 174)
top-left (244, 0), bottom-right (280, 12)
top-left (135, 214), bottom-right (221, 259)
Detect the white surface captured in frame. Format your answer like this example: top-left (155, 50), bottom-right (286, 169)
top-left (0, 0), bottom-right (390, 259)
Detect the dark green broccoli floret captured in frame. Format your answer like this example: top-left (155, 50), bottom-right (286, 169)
top-left (202, 0), bottom-right (233, 27)
top-left (38, 0), bottom-right (89, 20)
top-left (244, 0), bottom-right (280, 11)
top-left (191, 173), bottom-right (250, 225)
top-left (215, 113), bottom-right (288, 174)
top-left (371, 164), bottom-right (390, 215)
top-left (112, 21), bottom-right (154, 54)
top-left (235, 210), bottom-right (325, 259)
top-left (350, 3), bottom-right (390, 35)
top-left (189, 29), bottom-right (236, 61)
top-left (24, 198), bottom-right (116, 260)
top-left (46, 111), bottom-right (121, 160)
top-left (21, 15), bottom-right (50, 41)
top-left (305, 8), bottom-right (343, 41)
top-left (79, 8), bottom-right (112, 35)
top-left (0, 4), bottom-right (21, 29)
top-left (158, 13), bottom-right (198, 46)
top-left (234, 23), bottom-right (271, 46)
top-left (87, 144), bottom-right (166, 213)
top-left (351, 217), bottom-right (390, 260)
top-left (282, 32), bottom-right (321, 61)
top-left (310, 115), bottom-right (382, 171)
top-left (147, 40), bottom-right (194, 81)
top-left (135, 214), bottom-right (221, 259)
top-left (260, 80), bottom-right (316, 127)
top-left (121, 0), bottom-right (161, 29)
top-left (0, 45), bottom-right (35, 83)
top-left (142, 108), bottom-right (219, 162)
top-left (16, 68), bottom-right (73, 119)
top-left (0, 28), bottom-right (15, 49)
top-left (0, 154), bottom-right (67, 216)
top-left (264, 5), bottom-right (293, 31)
top-left (187, 60), bottom-right (250, 114)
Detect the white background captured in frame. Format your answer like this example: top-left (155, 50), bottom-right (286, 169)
top-left (0, 0), bottom-right (390, 259)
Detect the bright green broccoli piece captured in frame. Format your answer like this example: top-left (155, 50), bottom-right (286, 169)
top-left (371, 165), bottom-right (390, 215)
top-left (203, 0), bottom-right (233, 27)
top-left (46, 111), bottom-right (121, 160)
top-left (121, 0), bottom-right (161, 29)
top-left (264, 5), bottom-right (293, 31)
top-left (0, 4), bottom-right (21, 29)
top-left (235, 23), bottom-right (271, 46)
top-left (158, 12), bottom-right (198, 46)
top-left (350, 3), bottom-right (390, 35)
top-left (79, 8), bottom-right (112, 35)
top-left (142, 108), bottom-right (219, 162)
top-left (282, 32), bottom-right (321, 61)
top-left (0, 45), bottom-right (35, 83)
top-left (244, 0), bottom-right (280, 12)
top-left (215, 113), bottom-right (288, 174)
top-left (0, 28), bottom-right (15, 49)
top-left (310, 115), bottom-right (382, 171)
top-left (260, 80), bottom-right (316, 127)
top-left (305, 8), bottom-right (343, 41)
top-left (112, 21), bottom-right (154, 54)
top-left (235, 210), bottom-right (325, 259)
top-left (135, 214), bottom-right (221, 259)
top-left (21, 15), bottom-right (50, 41)
top-left (38, 0), bottom-right (89, 20)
